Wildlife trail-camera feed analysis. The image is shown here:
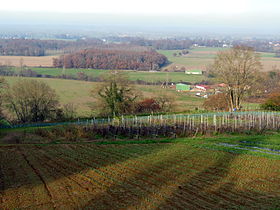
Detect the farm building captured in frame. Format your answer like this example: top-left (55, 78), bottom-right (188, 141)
top-left (192, 85), bottom-right (211, 92)
top-left (185, 69), bottom-right (203, 75)
top-left (218, 83), bottom-right (227, 87)
top-left (176, 83), bottom-right (191, 92)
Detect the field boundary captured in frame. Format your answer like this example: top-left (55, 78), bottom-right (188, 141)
top-left (1, 111), bottom-right (279, 129)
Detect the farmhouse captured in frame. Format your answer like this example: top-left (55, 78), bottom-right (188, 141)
top-left (192, 85), bottom-right (211, 92)
top-left (218, 83), bottom-right (227, 87)
top-left (185, 69), bottom-right (203, 75)
top-left (176, 83), bottom-right (190, 92)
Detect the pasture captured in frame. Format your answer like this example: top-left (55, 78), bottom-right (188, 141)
top-left (0, 134), bottom-right (279, 209)
top-left (3, 77), bottom-right (205, 117)
top-left (159, 47), bottom-right (280, 72)
top-left (23, 67), bottom-right (205, 84)
top-left (0, 56), bottom-right (57, 67)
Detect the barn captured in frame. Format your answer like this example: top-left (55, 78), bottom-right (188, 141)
top-left (185, 69), bottom-right (203, 75)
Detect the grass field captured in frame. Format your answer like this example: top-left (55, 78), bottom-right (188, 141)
top-left (0, 134), bottom-right (279, 209)
top-left (158, 48), bottom-right (280, 72)
top-left (3, 76), bottom-right (205, 117)
top-left (22, 68), bottom-right (205, 84)
top-left (0, 56), bottom-right (57, 67)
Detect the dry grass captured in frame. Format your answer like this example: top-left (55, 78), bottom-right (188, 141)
top-left (261, 58), bottom-right (280, 71)
top-left (0, 56), bottom-right (58, 67)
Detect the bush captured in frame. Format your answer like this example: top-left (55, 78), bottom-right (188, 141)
top-left (136, 98), bottom-right (161, 113)
top-left (261, 92), bottom-right (280, 111)
top-left (4, 79), bottom-right (60, 123)
top-left (203, 93), bottom-right (230, 111)
top-left (0, 119), bottom-right (10, 127)
top-left (55, 103), bottom-right (77, 121)
top-left (34, 125), bottom-right (88, 142)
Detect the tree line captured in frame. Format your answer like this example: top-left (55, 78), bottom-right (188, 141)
top-left (105, 36), bottom-right (279, 52)
top-left (1, 37), bottom-right (280, 58)
top-left (53, 47), bottom-right (168, 70)
top-left (0, 38), bottom-right (103, 56)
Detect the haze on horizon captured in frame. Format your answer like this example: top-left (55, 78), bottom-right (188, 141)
top-left (0, 0), bottom-right (279, 35)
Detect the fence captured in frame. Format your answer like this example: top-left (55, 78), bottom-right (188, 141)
top-left (83, 112), bottom-right (280, 138)
top-left (2, 112), bottom-right (278, 136)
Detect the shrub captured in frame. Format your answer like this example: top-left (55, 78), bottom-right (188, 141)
top-left (261, 92), bottom-right (280, 111)
top-left (203, 93), bottom-right (230, 111)
top-left (55, 103), bottom-right (77, 121)
top-left (136, 98), bottom-right (161, 113)
top-left (4, 79), bottom-right (60, 123)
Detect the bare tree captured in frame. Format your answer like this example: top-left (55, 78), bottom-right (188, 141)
top-left (4, 79), bottom-right (59, 123)
top-left (155, 91), bottom-right (176, 112)
top-left (211, 46), bottom-right (262, 111)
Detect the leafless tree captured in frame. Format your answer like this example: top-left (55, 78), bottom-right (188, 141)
top-left (4, 79), bottom-right (59, 123)
top-left (211, 46), bottom-right (262, 111)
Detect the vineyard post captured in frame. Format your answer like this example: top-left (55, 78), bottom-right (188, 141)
top-left (226, 114), bottom-right (228, 127)
top-left (266, 113), bottom-right (269, 128)
top-left (258, 114), bottom-right (261, 131)
top-left (272, 113), bottom-right (275, 129)
top-left (183, 117), bottom-right (186, 134)
top-left (200, 115), bottom-right (203, 132)
top-left (205, 115), bottom-right (208, 130)
top-left (213, 114), bottom-right (217, 131)
top-left (192, 116), bottom-right (195, 129)
top-left (249, 114), bottom-right (252, 131)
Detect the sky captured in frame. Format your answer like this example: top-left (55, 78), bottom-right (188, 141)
top-left (0, 0), bottom-right (279, 35)
top-left (0, 0), bottom-right (278, 15)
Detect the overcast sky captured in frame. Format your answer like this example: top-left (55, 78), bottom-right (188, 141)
top-left (0, 0), bottom-right (279, 34)
top-left (0, 0), bottom-right (278, 15)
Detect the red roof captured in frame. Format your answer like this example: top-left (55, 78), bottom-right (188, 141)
top-left (196, 85), bottom-right (211, 90)
top-left (218, 83), bottom-right (227, 87)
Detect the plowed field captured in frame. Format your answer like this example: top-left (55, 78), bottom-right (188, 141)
top-left (0, 143), bottom-right (279, 209)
